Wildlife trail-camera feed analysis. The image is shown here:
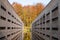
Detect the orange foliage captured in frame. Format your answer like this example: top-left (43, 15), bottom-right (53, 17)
top-left (12, 2), bottom-right (44, 26)
top-left (12, 2), bottom-right (23, 16)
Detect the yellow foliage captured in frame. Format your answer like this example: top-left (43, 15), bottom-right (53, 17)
top-left (12, 2), bottom-right (44, 40)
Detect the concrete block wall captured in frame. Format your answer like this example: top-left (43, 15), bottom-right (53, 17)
top-left (0, 0), bottom-right (24, 40)
top-left (32, 0), bottom-right (60, 40)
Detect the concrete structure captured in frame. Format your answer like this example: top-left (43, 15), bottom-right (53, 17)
top-left (0, 0), bottom-right (24, 40)
top-left (32, 0), bottom-right (60, 40)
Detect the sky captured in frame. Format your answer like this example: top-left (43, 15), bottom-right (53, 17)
top-left (8, 0), bottom-right (51, 6)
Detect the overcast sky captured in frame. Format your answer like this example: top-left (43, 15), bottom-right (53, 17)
top-left (8, 0), bottom-right (51, 6)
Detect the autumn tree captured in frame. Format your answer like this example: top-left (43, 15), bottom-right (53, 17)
top-left (12, 2), bottom-right (44, 26)
top-left (12, 2), bottom-right (44, 40)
